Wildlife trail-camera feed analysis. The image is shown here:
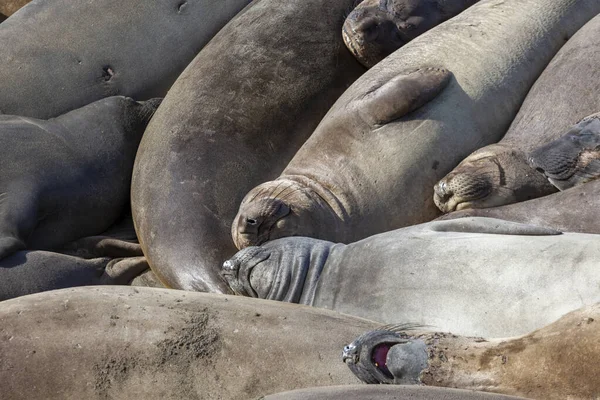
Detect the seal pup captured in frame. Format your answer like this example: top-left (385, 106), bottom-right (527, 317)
top-left (0, 0), bottom-right (251, 118)
top-left (529, 113), bottom-right (600, 190)
top-left (131, 0), bottom-right (366, 293)
top-left (343, 0), bottom-right (479, 68)
top-left (438, 178), bottom-right (600, 234)
top-left (343, 304), bottom-right (600, 399)
top-left (232, 0), bottom-right (600, 250)
top-left (265, 385), bottom-right (526, 400)
top-left (0, 286), bottom-right (378, 399)
top-left (0, 96), bottom-right (159, 260)
top-left (224, 217), bottom-right (600, 338)
top-left (434, 14), bottom-right (600, 213)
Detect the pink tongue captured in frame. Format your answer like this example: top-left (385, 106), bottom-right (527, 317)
top-left (372, 344), bottom-right (390, 369)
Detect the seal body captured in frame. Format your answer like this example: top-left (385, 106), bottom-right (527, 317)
top-left (265, 386), bottom-right (526, 400)
top-left (343, 304), bottom-right (600, 400)
top-left (0, 286), bottom-right (377, 399)
top-left (0, 0), bottom-right (30, 16)
top-left (224, 217), bottom-right (600, 338)
top-left (438, 178), bottom-right (600, 234)
top-left (232, 0), bottom-right (600, 249)
top-left (0, 0), bottom-right (251, 118)
top-left (0, 96), bottom-right (159, 260)
top-left (434, 14), bottom-right (600, 212)
top-left (343, 0), bottom-right (479, 67)
top-left (131, 0), bottom-right (365, 292)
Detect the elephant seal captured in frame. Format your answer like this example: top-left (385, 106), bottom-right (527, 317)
top-left (0, 96), bottom-right (159, 260)
top-left (528, 113), bottom-right (600, 190)
top-left (434, 14), bottom-right (600, 213)
top-left (0, 252), bottom-right (148, 301)
top-left (265, 385), bottom-right (526, 400)
top-left (224, 217), bottom-right (600, 338)
top-left (0, 0), bottom-right (30, 16)
top-left (343, 0), bottom-right (479, 68)
top-left (0, 0), bottom-right (251, 118)
top-left (438, 178), bottom-right (600, 234)
top-left (132, 0), bottom-right (366, 293)
top-left (232, 0), bottom-right (600, 250)
top-left (343, 304), bottom-right (600, 399)
top-left (0, 286), bottom-right (377, 399)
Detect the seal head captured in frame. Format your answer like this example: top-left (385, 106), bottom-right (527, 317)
top-left (343, 325), bottom-right (427, 384)
top-left (433, 144), bottom-right (557, 213)
top-left (529, 113), bottom-right (600, 191)
top-left (222, 237), bottom-right (335, 303)
top-left (343, 0), bottom-right (479, 68)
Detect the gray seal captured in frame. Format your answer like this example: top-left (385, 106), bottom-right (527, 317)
top-left (0, 0), bottom-right (251, 118)
top-left (342, 304), bottom-right (600, 399)
top-left (264, 385), bottom-right (526, 400)
top-left (224, 217), bottom-right (600, 338)
top-left (438, 178), bottom-right (600, 234)
top-left (131, 0), bottom-right (366, 293)
top-left (434, 14), bottom-right (600, 213)
top-left (529, 113), bottom-right (600, 190)
top-left (231, 0), bottom-right (600, 250)
top-left (0, 286), bottom-right (378, 399)
top-left (343, 0), bottom-right (479, 67)
top-left (0, 96), bottom-right (159, 260)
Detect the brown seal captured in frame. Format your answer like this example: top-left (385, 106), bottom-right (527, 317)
top-left (343, 0), bottom-right (479, 67)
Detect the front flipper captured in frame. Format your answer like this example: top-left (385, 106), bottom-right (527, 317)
top-left (428, 217), bottom-right (562, 236)
top-left (100, 256), bottom-right (149, 285)
top-left (58, 236), bottom-right (143, 259)
top-left (358, 67), bottom-right (451, 126)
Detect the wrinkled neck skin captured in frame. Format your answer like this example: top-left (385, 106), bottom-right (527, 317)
top-left (221, 237), bottom-right (342, 305)
top-left (434, 143), bottom-right (557, 212)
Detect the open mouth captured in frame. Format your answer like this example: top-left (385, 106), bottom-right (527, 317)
top-left (371, 343), bottom-right (394, 379)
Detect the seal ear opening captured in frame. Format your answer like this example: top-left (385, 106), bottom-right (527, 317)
top-left (358, 67), bottom-right (451, 126)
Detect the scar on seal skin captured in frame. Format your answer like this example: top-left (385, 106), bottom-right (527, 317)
top-left (529, 112), bottom-right (600, 191)
top-left (343, 0), bottom-right (479, 68)
top-left (433, 144), bottom-right (557, 213)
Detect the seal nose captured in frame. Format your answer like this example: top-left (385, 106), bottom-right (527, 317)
top-left (433, 180), bottom-right (453, 202)
top-left (354, 18), bottom-right (380, 43)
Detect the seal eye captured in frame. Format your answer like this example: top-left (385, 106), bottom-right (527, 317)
top-left (246, 218), bottom-right (258, 225)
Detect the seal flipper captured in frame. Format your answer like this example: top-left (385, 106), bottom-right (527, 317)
top-left (428, 217), bottom-right (562, 236)
top-left (358, 67), bottom-right (451, 126)
top-left (99, 256), bottom-right (149, 285)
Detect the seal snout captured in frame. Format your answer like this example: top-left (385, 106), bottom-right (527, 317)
top-left (433, 179), bottom-right (456, 213)
top-left (232, 196), bottom-right (291, 249)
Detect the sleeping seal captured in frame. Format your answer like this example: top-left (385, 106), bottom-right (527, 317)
top-left (265, 386), bottom-right (525, 400)
top-left (232, 0), bottom-right (600, 250)
top-left (529, 112), bottom-right (600, 190)
top-left (434, 14), bottom-right (600, 213)
top-left (131, 0), bottom-right (365, 293)
top-left (224, 217), bottom-right (600, 338)
top-left (0, 0), bottom-right (251, 118)
top-left (0, 286), bottom-right (377, 399)
top-left (0, 96), bottom-right (159, 260)
top-left (343, 0), bottom-right (479, 67)
top-left (438, 178), bottom-right (600, 234)
top-left (343, 304), bottom-right (600, 399)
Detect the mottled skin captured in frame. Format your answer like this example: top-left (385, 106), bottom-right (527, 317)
top-left (343, 0), bottom-right (479, 67)
top-left (132, 0), bottom-right (366, 293)
top-left (0, 0), bottom-right (30, 16)
top-left (232, 0), bottom-right (600, 250)
top-left (529, 113), bottom-right (600, 190)
top-left (344, 304), bottom-right (600, 399)
top-left (434, 14), bottom-right (600, 213)
top-left (0, 96), bottom-right (159, 261)
top-left (438, 178), bottom-right (600, 234)
top-left (0, 287), bottom-right (378, 399)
